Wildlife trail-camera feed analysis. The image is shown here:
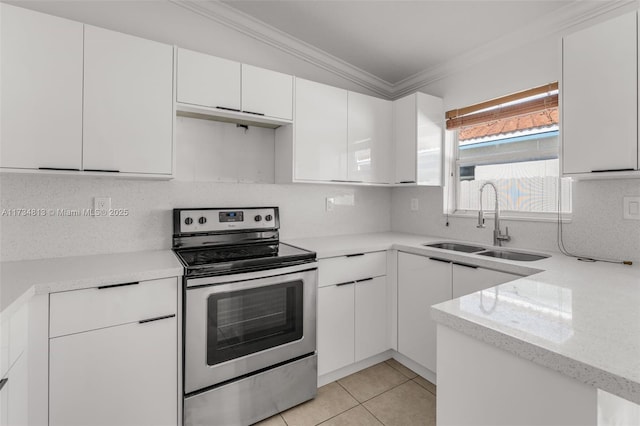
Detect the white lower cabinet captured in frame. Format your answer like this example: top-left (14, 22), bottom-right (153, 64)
top-left (0, 354), bottom-right (28, 426)
top-left (317, 251), bottom-right (389, 377)
top-left (398, 254), bottom-right (451, 373)
top-left (49, 317), bottom-right (177, 426)
top-left (397, 252), bottom-right (522, 374)
top-left (317, 283), bottom-right (355, 376)
top-left (452, 263), bottom-right (522, 298)
top-left (49, 278), bottom-right (178, 426)
top-left (318, 276), bottom-right (389, 376)
top-left (355, 276), bottom-right (388, 362)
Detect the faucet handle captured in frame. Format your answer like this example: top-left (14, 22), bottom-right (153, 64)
top-left (498, 226), bottom-right (511, 242)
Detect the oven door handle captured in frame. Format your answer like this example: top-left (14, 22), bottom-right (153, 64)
top-left (187, 268), bottom-right (318, 297)
top-left (186, 262), bottom-right (318, 288)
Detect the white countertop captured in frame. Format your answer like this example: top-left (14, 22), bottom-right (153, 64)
top-left (288, 232), bottom-right (640, 405)
top-left (2, 232), bottom-right (639, 404)
top-left (0, 250), bottom-right (183, 313)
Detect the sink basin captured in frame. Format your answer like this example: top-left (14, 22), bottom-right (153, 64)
top-left (476, 250), bottom-right (549, 262)
top-left (424, 242), bottom-right (486, 253)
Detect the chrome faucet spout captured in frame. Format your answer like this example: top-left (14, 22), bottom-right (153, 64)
top-left (477, 182), bottom-right (511, 246)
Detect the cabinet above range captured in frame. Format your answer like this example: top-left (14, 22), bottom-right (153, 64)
top-left (175, 48), bottom-right (293, 128)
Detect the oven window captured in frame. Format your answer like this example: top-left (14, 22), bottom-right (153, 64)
top-left (207, 280), bottom-right (304, 366)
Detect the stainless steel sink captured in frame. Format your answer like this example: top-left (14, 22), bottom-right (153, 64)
top-left (424, 242), bottom-right (486, 253)
top-left (476, 250), bottom-right (549, 262)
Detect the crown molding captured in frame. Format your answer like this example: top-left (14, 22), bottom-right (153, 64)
top-left (171, 0), bottom-right (638, 99)
top-left (390, 0), bottom-right (639, 98)
top-left (169, 0), bottom-right (395, 98)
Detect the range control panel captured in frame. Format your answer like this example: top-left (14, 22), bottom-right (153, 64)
top-left (176, 207), bottom-right (279, 234)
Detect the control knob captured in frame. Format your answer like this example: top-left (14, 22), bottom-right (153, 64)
top-left (254, 215), bottom-right (262, 222)
top-left (198, 217), bottom-right (207, 225)
top-left (265, 214), bottom-right (273, 222)
top-left (184, 217), bottom-right (193, 225)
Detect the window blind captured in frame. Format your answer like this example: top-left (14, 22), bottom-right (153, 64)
top-left (446, 82), bottom-right (558, 130)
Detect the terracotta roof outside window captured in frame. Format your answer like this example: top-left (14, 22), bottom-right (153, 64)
top-left (459, 107), bottom-right (559, 141)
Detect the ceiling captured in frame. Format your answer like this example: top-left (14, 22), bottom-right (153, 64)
top-left (221, 0), bottom-right (572, 85)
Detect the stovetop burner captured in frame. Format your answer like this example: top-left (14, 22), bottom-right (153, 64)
top-left (179, 243), bottom-right (280, 267)
top-left (172, 207), bottom-right (316, 278)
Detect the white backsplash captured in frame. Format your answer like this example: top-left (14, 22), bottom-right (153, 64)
top-left (0, 175), bottom-right (391, 262)
top-left (390, 179), bottom-right (640, 263)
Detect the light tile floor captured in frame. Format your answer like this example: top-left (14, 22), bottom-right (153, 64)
top-left (253, 359), bottom-right (437, 426)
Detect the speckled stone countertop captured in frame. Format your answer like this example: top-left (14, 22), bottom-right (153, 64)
top-left (0, 250), bottom-right (183, 313)
top-left (288, 232), bottom-right (640, 405)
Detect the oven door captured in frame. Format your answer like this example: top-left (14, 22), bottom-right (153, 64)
top-left (184, 263), bottom-right (317, 394)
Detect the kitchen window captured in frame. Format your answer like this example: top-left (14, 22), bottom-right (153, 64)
top-left (446, 83), bottom-right (571, 219)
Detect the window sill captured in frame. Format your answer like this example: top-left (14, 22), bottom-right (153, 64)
top-left (447, 211), bottom-right (572, 224)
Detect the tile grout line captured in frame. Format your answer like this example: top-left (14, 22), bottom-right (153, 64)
top-left (360, 402), bottom-right (387, 426)
top-left (312, 382), bottom-right (361, 426)
top-left (338, 374), bottom-right (411, 405)
top-left (384, 359), bottom-right (418, 380)
top-left (280, 413), bottom-right (289, 426)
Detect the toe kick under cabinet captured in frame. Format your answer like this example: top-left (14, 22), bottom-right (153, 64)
top-left (48, 277), bottom-right (179, 426)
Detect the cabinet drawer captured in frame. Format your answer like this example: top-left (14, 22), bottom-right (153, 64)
top-left (50, 277), bottom-right (177, 338)
top-left (318, 251), bottom-right (386, 287)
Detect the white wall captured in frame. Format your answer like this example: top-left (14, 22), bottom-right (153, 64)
top-left (392, 34), bottom-right (640, 263)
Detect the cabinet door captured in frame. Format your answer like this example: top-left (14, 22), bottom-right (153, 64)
top-left (393, 94), bottom-right (417, 184)
top-left (49, 316), bottom-right (177, 426)
top-left (348, 92), bottom-right (393, 183)
top-left (3, 354), bottom-right (28, 426)
top-left (0, 4), bottom-right (83, 170)
top-left (355, 276), bottom-right (388, 361)
top-left (177, 48), bottom-right (241, 111)
top-left (416, 93), bottom-right (443, 185)
top-left (241, 64), bottom-right (293, 120)
top-left (294, 78), bottom-right (348, 181)
top-left (398, 253), bottom-right (451, 372)
top-left (83, 26), bottom-right (173, 174)
top-left (563, 12), bottom-right (637, 174)
top-left (317, 284), bottom-right (354, 376)
top-left (452, 264), bottom-right (520, 298)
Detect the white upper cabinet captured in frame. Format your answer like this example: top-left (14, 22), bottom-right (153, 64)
top-left (83, 26), bottom-right (174, 175)
top-left (0, 4), bottom-right (83, 170)
top-left (347, 92), bottom-right (393, 183)
top-left (177, 48), bottom-right (241, 111)
top-left (393, 92), bottom-right (444, 185)
top-left (394, 94), bottom-right (417, 184)
top-left (242, 64), bottom-right (293, 120)
top-left (294, 78), bottom-right (348, 181)
top-left (562, 11), bottom-right (638, 175)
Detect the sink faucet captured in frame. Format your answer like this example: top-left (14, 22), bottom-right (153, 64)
top-left (477, 182), bottom-right (511, 247)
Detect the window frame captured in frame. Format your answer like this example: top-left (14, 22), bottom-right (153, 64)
top-left (446, 129), bottom-right (572, 223)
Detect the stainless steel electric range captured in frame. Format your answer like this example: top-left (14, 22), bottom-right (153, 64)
top-left (173, 207), bottom-right (318, 426)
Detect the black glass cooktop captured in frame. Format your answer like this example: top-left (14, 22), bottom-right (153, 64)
top-left (175, 242), bottom-right (316, 277)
